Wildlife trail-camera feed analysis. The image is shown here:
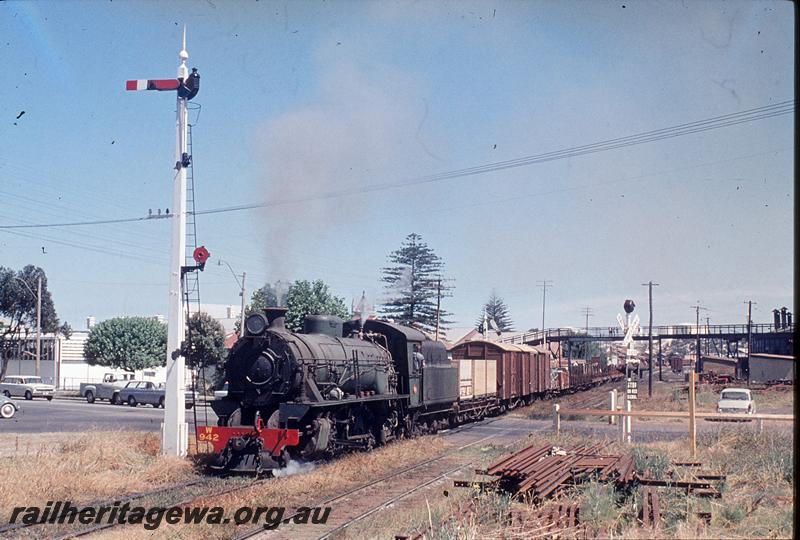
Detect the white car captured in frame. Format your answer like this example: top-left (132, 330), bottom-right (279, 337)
top-left (717, 388), bottom-right (756, 416)
top-left (1, 395), bottom-right (20, 418)
top-left (0, 376), bottom-right (55, 401)
top-left (214, 382), bottom-right (229, 399)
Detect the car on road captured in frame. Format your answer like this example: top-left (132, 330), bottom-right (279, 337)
top-left (717, 388), bottom-right (756, 418)
top-left (1, 395), bottom-right (20, 419)
top-left (214, 382), bottom-right (229, 399)
top-left (117, 381), bottom-right (195, 409)
top-left (80, 373), bottom-right (127, 404)
top-left (0, 376), bottom-right (55, 401)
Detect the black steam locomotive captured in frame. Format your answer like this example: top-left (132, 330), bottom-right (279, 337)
top-left (203, 307), bottom-right (458, 473)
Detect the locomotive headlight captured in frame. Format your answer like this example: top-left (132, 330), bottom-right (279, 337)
top-left (245, 313), bottom-right (268, 336)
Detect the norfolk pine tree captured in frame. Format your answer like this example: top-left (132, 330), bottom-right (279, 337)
top-left (380, 233), bottom-right (452, 334)
top-left (476, 291), bottom-right (514, 333)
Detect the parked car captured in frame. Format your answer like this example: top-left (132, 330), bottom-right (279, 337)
top-left (117, 381), bottom-right (195, 409)
top-left (717, 388), bottom-right (756, 418)
top-left (0, 395), bottom-right (20, 419)
top-left (0, 376), bottom-right (55, 401)
top-left (214, 382), bottom-right (229, 399)
top-left (80, 373), bottom-right (128, 404)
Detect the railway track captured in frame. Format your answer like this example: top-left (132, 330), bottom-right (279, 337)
top-left (0, 478), bottom-right (210, 539)
top-left (6, 379), bottom-right (624, 540)
top-left (8, 415), bottom-right (508, 540)
top-left (233, 430), bottom-right (514, 540)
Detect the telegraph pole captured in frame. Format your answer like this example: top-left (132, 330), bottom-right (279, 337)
top-left (239, 272), bottom-right (247, 338)
top-left (689, 303), bottom-right (708, 374)
top-left (537, 280), bottom-right (553, 349)
top-left (12, 276), bottom-right (41, 377)
top-left (581, 306), bottom-right (594, 335)
top-left (35, 276), bottom-right (41, 378)
top-left (641, 281), bottom-right (659, 398)
top-left (127, 27), bottom-right (200, 456)
top-left (435, 278), bottom-right (442, 341)
top-left (219, 260), bottom-right (246, 338)
top-left (745, 300), bottom-right (755, 385)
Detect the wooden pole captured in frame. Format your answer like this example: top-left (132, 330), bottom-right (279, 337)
top-left (688, 371), bottom-right (697, 458)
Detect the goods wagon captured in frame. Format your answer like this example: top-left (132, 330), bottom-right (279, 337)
top-left (449, 340), bottom-right (550, 411)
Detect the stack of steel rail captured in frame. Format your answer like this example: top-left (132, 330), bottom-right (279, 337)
top-left (483, 443), bottom-right (636, 500)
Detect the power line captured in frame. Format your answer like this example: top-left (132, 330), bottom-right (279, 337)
top-left (0, 100), bottom-right (792, 230)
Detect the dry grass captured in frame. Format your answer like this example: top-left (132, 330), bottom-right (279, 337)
top-left (94, 435), bottom-right (451, 539)
top-left (0, 431), bottom-right (196, 524)
top-left (434, 427), bottom-right (793, 540)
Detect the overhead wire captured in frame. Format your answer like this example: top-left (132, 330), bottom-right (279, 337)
top-left (0, 100), bottom-right (792, 230)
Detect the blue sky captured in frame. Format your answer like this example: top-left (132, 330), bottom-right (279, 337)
top-left (0, 0), bottom-right (794, 333)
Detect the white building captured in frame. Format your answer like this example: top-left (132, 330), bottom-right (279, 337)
top-left (3, 328), bottom-right (167, 390)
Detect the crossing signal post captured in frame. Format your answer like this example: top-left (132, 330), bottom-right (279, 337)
top-left (619, 299), bottom-right (638, 443)
top-left (127, 28), bottom-right (200, 456)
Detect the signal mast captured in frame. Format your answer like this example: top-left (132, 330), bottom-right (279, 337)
top-left (126, 28), bottom-right (200, 456)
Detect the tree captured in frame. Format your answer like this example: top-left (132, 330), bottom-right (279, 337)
top-left (0, 265), bottom-right (60, 379)
top-left (186, 312), bottom-right (226, 369)
top-left (234, 282), bottom-right (280, 335)
top-left (476, 291), bottom-right (514, 333)
top-left (59, 322), bottom-right (73, 340)
top-left (380, 233), bottom-right (452, 334)
top-left (285, 280), bottom-right (349, 332)
top-left (84, 317), bottom-right (167, 373)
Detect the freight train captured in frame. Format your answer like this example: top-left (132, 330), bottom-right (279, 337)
top-left (199, 308), bottom-right (622, 474)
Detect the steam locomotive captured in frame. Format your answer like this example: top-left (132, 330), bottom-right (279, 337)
top-left (199, 307), bottom-right (620, 474)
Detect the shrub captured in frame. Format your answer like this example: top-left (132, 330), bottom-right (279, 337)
top-left (721, 504), bottom-right (745, 525)
top-left (579, 481), bottom-right (621, 529)
top-left (631, 446), bottom-right (670, 480)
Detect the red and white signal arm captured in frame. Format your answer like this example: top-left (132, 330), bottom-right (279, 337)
top-left (193, 246), bottom-right (210, 265)
top-left (126, 79), bottom-right (180, 91)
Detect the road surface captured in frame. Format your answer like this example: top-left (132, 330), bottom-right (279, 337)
top-left (0, 398), bottom-right (218, 434)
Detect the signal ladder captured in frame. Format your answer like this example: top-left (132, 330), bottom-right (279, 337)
top-left (183, 119), bottom-right (209, 432)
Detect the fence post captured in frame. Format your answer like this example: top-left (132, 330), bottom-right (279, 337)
top-left (609, 389), bottom-right (617, 425)
top-left (757, 418), bottom-right (764, 434)
top-left (553, 403), bottom-right (561, 435)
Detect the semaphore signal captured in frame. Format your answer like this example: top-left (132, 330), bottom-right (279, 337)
top-left (126, 26), bottom-right (200, 457)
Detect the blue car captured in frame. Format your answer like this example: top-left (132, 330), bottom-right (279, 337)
top-left (1, 395), bottom-right (20, 419)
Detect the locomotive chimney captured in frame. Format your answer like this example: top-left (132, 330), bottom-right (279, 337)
top-left (264, 307), bottom-right (288, 330)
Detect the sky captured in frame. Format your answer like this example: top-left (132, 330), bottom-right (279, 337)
top-left (0, 0), bottom-right (794, 334)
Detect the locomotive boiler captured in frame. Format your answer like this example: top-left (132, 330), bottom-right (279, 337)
top-left (204, 307), bottom-right (457, 473)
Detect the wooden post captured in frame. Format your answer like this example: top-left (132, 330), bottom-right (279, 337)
top-left (757, 418), bottom-right (764, 434)
top-left (554, 403), bottom-right (561, 435)
top-left (609, 389), bottom-right (617, 425)
top-left (688, 371), bottom-right (697, 458)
